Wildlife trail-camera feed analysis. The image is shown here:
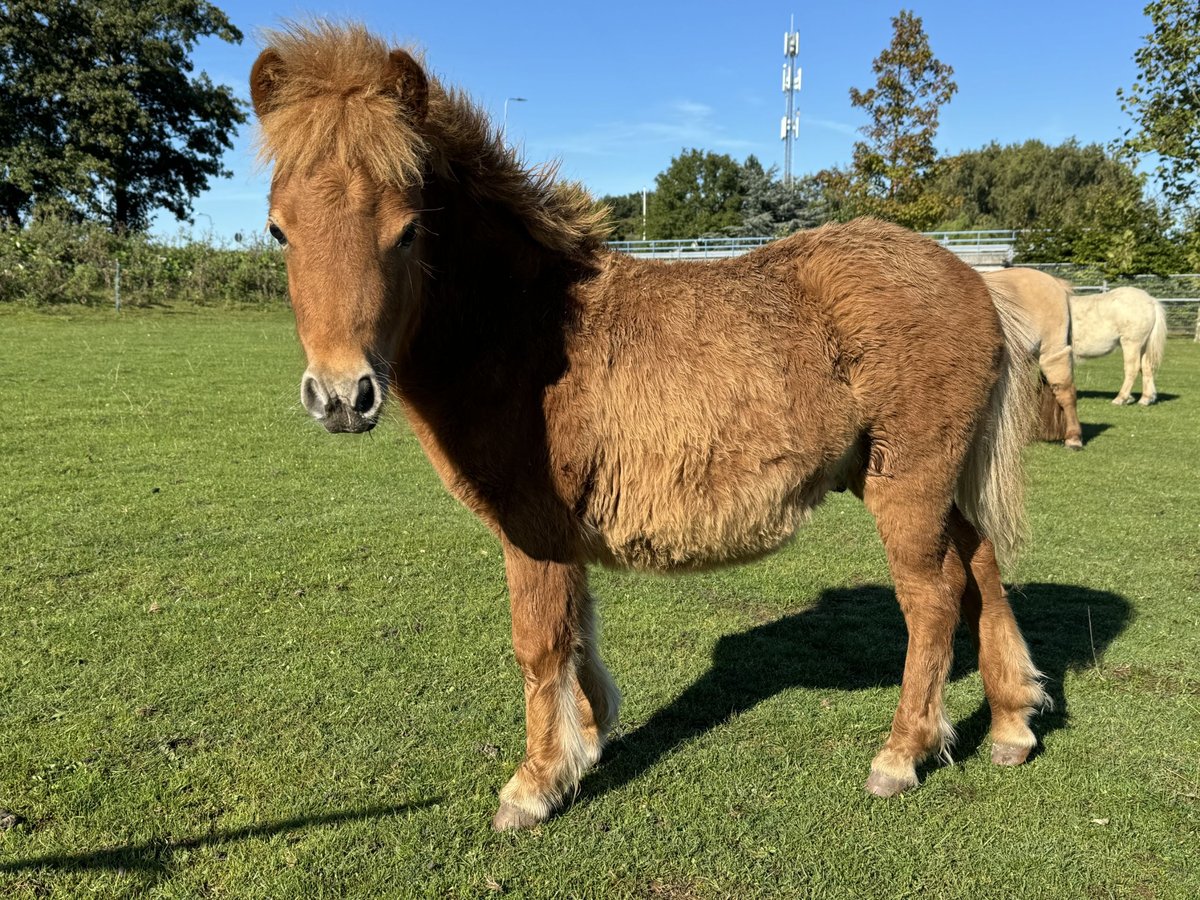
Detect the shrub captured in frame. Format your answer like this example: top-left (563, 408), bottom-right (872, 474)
top-left (0, 215), bottom-right (287, 307)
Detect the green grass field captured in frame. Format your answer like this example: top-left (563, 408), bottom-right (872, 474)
top-left (1, 306), bottom-right (1197, 898)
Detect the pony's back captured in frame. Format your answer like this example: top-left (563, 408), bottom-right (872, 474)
top-left (982, 267), bottom-right (1072, 358)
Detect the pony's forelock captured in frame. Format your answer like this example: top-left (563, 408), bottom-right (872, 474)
top-left (255, 21), bottom-right (427, 188)
top-left (254, 20), bottom-right (610, 260)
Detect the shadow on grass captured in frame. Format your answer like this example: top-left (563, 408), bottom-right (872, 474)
top-left (583, 582), bottom-right (1128, 801)
top-left (0, 798), bottom-right (440, 877)
top-left (1078, 422), bottom-right (1113, 444)
top-left (1077, 389), bottom-right (1178, 404)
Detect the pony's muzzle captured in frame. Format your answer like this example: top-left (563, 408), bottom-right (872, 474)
top-left (301, 370), bottom-right (382, 433)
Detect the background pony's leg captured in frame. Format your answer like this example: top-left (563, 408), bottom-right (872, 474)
top-left (492, 546), bottom-right (617, 831)
top-left (1138, 347), bottom-right (1158, 405)
top-left (1039, 346), bottom-right (1083, 449)
top-left (1114, 337), bottom-right (1142, 404)
top-left (951, 507), bottom-right (1048, 765)
top-left (862, 476), bottom-right (961, 797)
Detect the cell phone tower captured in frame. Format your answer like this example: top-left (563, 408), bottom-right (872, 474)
top-left (781, 16), bottom-right (801, 188)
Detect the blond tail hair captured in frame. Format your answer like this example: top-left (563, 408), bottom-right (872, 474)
top-left (956, 285), bottom-right (1039, 566)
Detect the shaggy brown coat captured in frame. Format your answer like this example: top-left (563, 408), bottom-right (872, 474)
top-left (251, 22), bottom-right (1047, 831)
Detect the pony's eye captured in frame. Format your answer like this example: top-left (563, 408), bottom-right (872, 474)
top-left (268, 222), bottom-right (288, 246)
top-left (396, 222), bottom-right (418, 249)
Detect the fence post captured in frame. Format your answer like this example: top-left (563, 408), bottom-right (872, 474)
top-left (114, 260), bottom-right (121, 312)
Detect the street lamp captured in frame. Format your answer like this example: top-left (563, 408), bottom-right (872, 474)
top-left (502, 96), bottom-right (527, 140)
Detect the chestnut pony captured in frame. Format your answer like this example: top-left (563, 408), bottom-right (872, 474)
top-left (251, 23), bottom-right (1047, 831)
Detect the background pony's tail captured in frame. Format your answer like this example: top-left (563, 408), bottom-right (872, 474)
top-left (1146, 295), bottom-right (1167, 374)
top-left (956, 284), bottom-right (1039, 567)
top-left (1038, 375), bottom-right (1068, 442)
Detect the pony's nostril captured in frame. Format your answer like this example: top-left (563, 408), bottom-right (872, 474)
top-left (302, 376), bottom-right (322, 414)
top-left (353, 376), bottom-right (376, 414)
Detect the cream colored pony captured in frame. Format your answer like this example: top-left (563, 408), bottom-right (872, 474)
top-left (1070, 287), bottom-right (1167, 405)
top-left (984, 268), bottom-right (1083, 449)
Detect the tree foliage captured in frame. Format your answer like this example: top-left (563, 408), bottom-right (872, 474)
top-left (930, 139), bottom-right (1186, 275)
top-left (0, 0), bottom-right (246, 230)
top-left (1117, 0), bottom-right (1200, 209)
top-left (731, 156), bottom-right (826, 237)
top-left (595, 190), bottom-right (644, 241)
top-left (598, 154), bottom-right (829, 241)
top-left (838, 9), bottom-right (957, 227)
top-left (645, 149), bottom-right (745, 239)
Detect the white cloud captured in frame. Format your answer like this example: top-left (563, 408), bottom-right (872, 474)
top-left (804, 116), bottom-right (858, 136)
top-left (544, 99), bottom-right (759, 157)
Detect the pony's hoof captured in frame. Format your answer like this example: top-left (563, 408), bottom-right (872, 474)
top-left (491, 802), bottom-right (545, 832)
top-left (1064, 438), bottom-right (1083, 451)
top-left (1112, 396), bottom-right (1134, 406)
top-left (991, 742), bottom-right (1032, 766)
top-left (1138, 397), bottom-right (1156, 406)
top-left (865, 769), bottom-right (917, 798)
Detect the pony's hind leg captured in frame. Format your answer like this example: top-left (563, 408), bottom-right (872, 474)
top-left (950, 507), bottom-right (1048, 764)
top-left (1138, 348), bottom-right (1158, 405)
top-left (492, 545), bottom-right (618, 831)
top-left (1113, 337), bottom-right (1141, 405)
top-left (861, 476), bottom-right (963, 797)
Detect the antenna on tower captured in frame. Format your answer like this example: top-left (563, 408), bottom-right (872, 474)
top-left (780, 15), bottom-right (801, 189)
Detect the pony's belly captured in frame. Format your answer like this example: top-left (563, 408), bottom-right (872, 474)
top-left (584, 467), bottom-right (833, 572)
top-left (1073, 334), bottom-right (1119, 359)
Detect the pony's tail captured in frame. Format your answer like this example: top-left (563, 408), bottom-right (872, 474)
top-left (1038, 375), bottom-right (1068, 442)
top-left (1146, 296), bottom-right (1167, 374)
top-left (956, 285), bottom-right (1039, 567)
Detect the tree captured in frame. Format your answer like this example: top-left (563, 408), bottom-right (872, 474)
top-left (0, 0), bottom-right (246, 230)
top-left (731, 156), bottom-right (827, 237)
top-left (646, 149), bottom-right (744, 239)
top-left (1117, 0), bottom-right (1200, 210)
top-left (841, 9), bottom-right (957, 228)
top-left (596, 190), bottom-right (644, 241)
top-left (929, 139), bottom-right (1186, 275)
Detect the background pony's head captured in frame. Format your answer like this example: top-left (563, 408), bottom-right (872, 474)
top-left (251, 23), bottom-right (431, 433)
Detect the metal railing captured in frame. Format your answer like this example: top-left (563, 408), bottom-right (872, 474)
top-left (609, 230), bottom-right (1019, 259)
top-left (923, 229), bottom-right (1019, 248)
top-left (606, 236), bottom-right (774, 259)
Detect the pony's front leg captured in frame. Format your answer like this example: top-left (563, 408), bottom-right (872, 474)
top-left (492, 545), bottom-right (619, 831)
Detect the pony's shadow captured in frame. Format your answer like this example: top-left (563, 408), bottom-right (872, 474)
top-left (0, 798), bottom-right (439, 879)
top-left (1077, 389), bottom-right (1178, 404)
top-left (1079, 422), bottom-right (1114, 444)
top-left (583, 582), bottom-right (1128, 800)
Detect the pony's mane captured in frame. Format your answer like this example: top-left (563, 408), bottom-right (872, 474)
top-left (255, 22), bottom-right (610, 260)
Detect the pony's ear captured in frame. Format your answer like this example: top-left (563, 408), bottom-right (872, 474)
top-left (250, 48), bottom-right (284, 118)
top-left (385, 49), bottom-right (428, 124)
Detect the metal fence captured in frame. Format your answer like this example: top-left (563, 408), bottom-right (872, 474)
top-left (608, 230), bottom-right (1021, 258)
top-left (606, 236), bottom-right (774, 260)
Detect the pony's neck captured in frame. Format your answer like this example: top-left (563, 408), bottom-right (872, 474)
top-left (395, 173), bottom-right (598, 399)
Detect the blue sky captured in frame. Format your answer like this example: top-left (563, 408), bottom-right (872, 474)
top-left (161, 0), bottom-right (1154, 242)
